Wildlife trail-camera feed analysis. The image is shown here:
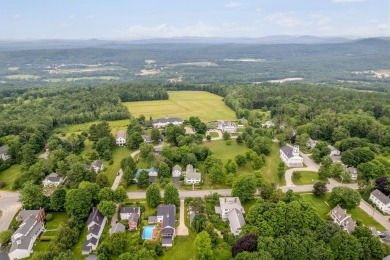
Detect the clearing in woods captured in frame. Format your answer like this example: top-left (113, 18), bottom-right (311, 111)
top-left (124, 91), bottom-right (236, 122)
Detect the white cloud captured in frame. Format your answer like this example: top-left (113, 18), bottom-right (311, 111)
top-left (264, 12), bottom-right (303, 27)
top-left (332, 0), bottom-right (363, 3)
top-left (225, 2), bottom-right (240, 9)
top-left (119, 22), bottom-right (219, 39)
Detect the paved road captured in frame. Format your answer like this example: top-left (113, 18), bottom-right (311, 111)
top-left (0, 191), bottom-right (21, 231)
top-left (176, 200), bottom-right (189, 235)
top-left (359, 200), bottom-right (390, 231)
top-left (128, 189), bottom-right (232, 199)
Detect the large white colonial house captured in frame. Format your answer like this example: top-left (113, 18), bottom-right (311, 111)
top-left (115, 130), bottom-right (126, 146)
top-left (42, 173), bottom-right (64, 187)
top-left (184, 164), bottom-right (201, 184)
top-left (8, 209), bottom-right (45, 260)
top-left (217, 120), bottom-right (237, 133)
top-left (370, 189), bottom-right (390, 214)
top-left (152, 117), bottom-right (183, 128)
top-left (280, 145), bottom-right (304, 167)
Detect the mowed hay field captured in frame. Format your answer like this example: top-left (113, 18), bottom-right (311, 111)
top-left (124, 91), bottom-right (236, 122)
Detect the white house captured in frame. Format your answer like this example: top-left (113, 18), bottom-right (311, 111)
top-left (42, 173), bottom-right (64, 187)
top-left (8, 209), bottom-right (45, 260)
top-left (214, 197), bottom-right (246, 236)
top-left (330, 205), bottom-right (356, 234)
top-left (82, 207), bottom-right (107, 255)
top-left (116, 130), bottom-right (126, 146)
top-left (261, 120), bottom-right (275, 128)
top-left (217, 120), bottom-right (236, 133)
top-left (370, 189), bottom-right (390, 214)
top-left (172, 165), bottom-right (182, 177)
top-left (345, 166), bottom-right (358, 181)
top-left (0, 144), bottom-right (10, 161)
top-left (86, 160), bottom-right (104, 173)
top-left (306, 139), bottom-right (318, 149)
top-left (328, 145), bottom-right (341, 156)
top-left (153, 117), bottom-right (183, 128)
top-left (280, 146), bottom-right (304, 167)
top-left (184, 164), bottom-right (201, 184)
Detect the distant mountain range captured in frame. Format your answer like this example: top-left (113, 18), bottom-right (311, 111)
top-left (0, 36), bottom-right (389, 50)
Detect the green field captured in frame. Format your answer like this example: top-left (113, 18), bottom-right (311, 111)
top-left (5, 74), bottom-right (40, 80)
top-left (292, 171), bottom-right (328, 185)
top-left (204, 140), bottom-right (248, 163)
top-left (261, 142), bottom-right (284, 185)
top-left (54, 119), bottom-right (129, 137)
top-left (0, 165), bottom-right (22, 190)
top-left (124, 91), bottom-right (236, 122)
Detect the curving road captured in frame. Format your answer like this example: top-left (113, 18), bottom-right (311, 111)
top-left (0, 190), bottom-right (21, 232)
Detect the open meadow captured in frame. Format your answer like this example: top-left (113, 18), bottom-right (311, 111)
top-left (124, 91), bottom-right (236, 122)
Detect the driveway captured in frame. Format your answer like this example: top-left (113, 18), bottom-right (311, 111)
top-left (0, 190), bottom-right (21, 231)
top-left (111, 150), bottom-right (140, 190)
top-left (284, 149), bottom-right (320, 187)
top-left (176, 199), bottom-right (189, 235)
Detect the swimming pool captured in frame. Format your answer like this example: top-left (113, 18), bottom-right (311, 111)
top-left (142, 225), bottom-right (155, 239)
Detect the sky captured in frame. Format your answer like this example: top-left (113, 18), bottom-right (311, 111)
top-left (0, 0), bottom-right (389, 40)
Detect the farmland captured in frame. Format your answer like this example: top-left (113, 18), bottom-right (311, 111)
top-left (124, 91), bottom-right (236, 122)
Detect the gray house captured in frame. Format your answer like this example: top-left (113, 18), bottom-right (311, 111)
top-left (227, 209), bottom-right (246, 236)
top-left (8, 209), bottom-right (45, 260)
top-left (0, 144), bottom-right (10, 161)
top-left (149, 204), bottom-right (176, 247)
top-left (184, 164), bottom-right (201, 184)
top-left (215, 197), bottom-right (246, 236)
top-left (152, 117), bottom-right (183, 128)
top-left (330, 205), bottom-right (356, 234)
top-left (82, 207), bottom-right (107, 255)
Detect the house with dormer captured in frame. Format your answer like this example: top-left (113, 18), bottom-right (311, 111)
top-left (184, 164), bottom-right (201, 184)
top-left (330, 205), bottom-right (356, 234)
top-left (86, 160), bottom-right (104, 173)
top-left (8, 209), bottom-right (45, 260)
top-left (172, 165), bottom-right (182, 187)
top-left (120, 207), bottom-right (141, 231)
top-left (82, 207), bottom-right (107, 255)
top-left (215, 197), bottom-right (246, 236)
top-left (370, 189), bottom-right (390, 214)
top-left (148, 204), bottom-right (176, 247)
top-left (280, 145), bottom-right (304, 167)
top-left (153, 117), bottom-right (183, 128)
top-left (42, 173), bottom-right (64, 187)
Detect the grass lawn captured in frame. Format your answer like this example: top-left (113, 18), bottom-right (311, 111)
top-left (0, 165), bottom-right (22, 190)
top-left (292, 171), bottom-right (328, 185)
top-left (72, 223), bottom-right (89, 257)
top-left (242, 199), bottom-right (257, 213)
top-left (45, 212), bottom-right (67, 230)
top-left (204, 140), bottom-right (248, 163)
top-left (103, 146), bottom-right (134, 185)
top-left (124, 91), bottom-right (236, 122)
top-left (261, 142), bottom-right (284, 185)
top-left (301, 193), bottom-right (385, 230)
top-left (209, 132), bottom-right (219, 138)
top-left (300, 193), bottom-right (332, 220)
top-left (348, 208), bottom-right (385, 230)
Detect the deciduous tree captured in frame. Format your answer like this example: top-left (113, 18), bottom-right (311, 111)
top-left (194, 231), bottom-right (213, 260)
top-left (164, 183), bottom-right (180, 207)
top-left (146, 184), bottom-right (161, 207)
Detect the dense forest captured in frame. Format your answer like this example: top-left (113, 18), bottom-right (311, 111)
top-left (0, 38), bottom-right (390, 88)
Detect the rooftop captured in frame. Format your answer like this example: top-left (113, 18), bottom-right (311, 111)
top-left (0, 144), bottom-right (9, 154)
top-left (371, 189), bottom-right (390, 205)
top-left (153, 117), bottom-right (183, 124)
top-left (116, 130), bottom-right (126, 139)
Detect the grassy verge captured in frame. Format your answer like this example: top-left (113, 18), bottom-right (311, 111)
top-left (348, 207), bottom-right (385, 230)
top-left (292, 171), bottom-right (328, 185)
top-left (0, 165), bottom-right (22, 190)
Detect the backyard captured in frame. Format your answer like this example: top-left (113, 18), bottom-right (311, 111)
top-left (292, 171), bottom-right (328, 185)
top-left (261, 142), bottom-right (284, 185)
top-left (0, 165), bottom-right (22, 190)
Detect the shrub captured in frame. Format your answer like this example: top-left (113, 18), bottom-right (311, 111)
top-left (0, 182), bottom-right (6, 188)
top-left (292, 171), bottom-right (301, 180)
top-left (46, 214), bottom-right (53, 221)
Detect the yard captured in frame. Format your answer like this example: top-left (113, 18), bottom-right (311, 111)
top-left (32, 212), bottom-right (68, 255)
top-left (124, 91), bottom-right (236, 122)
top-left (53, 119), bottom-right (129, 137)
top-left (204, 140), bottom-right (248, 163)
top-left (292, 171), bottom-right (328, 185)
top-left (260, 142), bottom-right (284, 186)
top-left (300, 193), bottom-right (385, 230)
top-left (0, 165), bottom-right (22, 190)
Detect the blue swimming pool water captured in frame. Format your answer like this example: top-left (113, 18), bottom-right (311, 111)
top-left (142, 225), bottom-right (155, 239)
